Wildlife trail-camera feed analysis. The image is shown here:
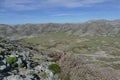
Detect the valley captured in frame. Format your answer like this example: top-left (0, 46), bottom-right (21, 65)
top-left (0, 20), bottom-right (120, 80)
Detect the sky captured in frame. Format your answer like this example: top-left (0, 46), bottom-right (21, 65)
top-left (0, 0), bottom-right (120, 24)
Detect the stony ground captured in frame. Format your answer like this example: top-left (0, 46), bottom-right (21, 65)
top-left (0, 37), bottom-right (58, 80)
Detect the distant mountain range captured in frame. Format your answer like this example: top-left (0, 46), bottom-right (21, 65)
top-left (0, 19), bottom-right (120, 39)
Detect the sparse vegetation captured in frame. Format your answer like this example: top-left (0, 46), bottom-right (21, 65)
top-left (0, 48), bottom-right (5, 55)
top-left (20, 63), bottom-right (25, 68)
top-left (40, 72), bottom-right (47, 79)
top-left (97, 57), bottom-right (120, 62)
top-left (19, 33), bottom-right (120, 71)
top-left (110, 64), bottom-right (120, 70)
top-left (32, 57), bottom-right (41, 61)
top-left (6, 57), bottom-right (17, 66)
top-left (48, 64), bottom-right (61, 74)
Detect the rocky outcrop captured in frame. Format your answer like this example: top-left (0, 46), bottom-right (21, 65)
top-left (0, 37), bottom-right (56, 80)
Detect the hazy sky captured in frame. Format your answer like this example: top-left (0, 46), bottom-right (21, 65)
top-left (0, 0), bottom-right (120, 24)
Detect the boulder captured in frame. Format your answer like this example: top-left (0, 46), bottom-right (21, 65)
top-left (0, 65), bottom-right (6, 70)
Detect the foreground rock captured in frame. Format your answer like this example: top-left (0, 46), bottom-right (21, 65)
top-left (0, 38), bottom-right (56, 80)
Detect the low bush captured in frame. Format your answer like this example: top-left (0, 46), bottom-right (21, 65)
top-left (48, 64), bottom-right (60, 74)
top-left (20, 63), bottom-right (25, 68)
top-left (0, 48), bottom-right (5, 55)
top-left (40, 72), bottom-right (47, 79)
top-left (6, 57), bottom-right (17, 66)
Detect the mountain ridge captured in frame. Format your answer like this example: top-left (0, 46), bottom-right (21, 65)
top-left (0, 19), bottom-right (120, 39)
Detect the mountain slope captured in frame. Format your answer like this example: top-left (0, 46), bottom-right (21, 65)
top-left (0, 19), bottom-right (120, 39)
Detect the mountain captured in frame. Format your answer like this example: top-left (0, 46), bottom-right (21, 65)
top-left (1, 19), bottom-right (120, 80)
top-left (0, 19), bottom-right (120, 39)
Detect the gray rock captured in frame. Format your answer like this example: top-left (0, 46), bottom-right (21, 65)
top-left (5, 75), bottom-right (23, 80)
top-left (16, 58), bottom-right (22, 65)
top-left (0, 65), bottom-right (6, 70)
top-left (4, 75), bottom-right (34, 80)
top-left (25, 75), bottom-right (34, 80)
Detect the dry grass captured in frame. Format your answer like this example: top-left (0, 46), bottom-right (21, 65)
top-left (58, 53), bottom-right (120, 80)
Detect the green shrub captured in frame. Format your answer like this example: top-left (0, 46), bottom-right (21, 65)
top-left (48, 64), bottom-right (60, 74)
top-left (32, 58), bottom-right (40, 61)
top-left (20, 63), bottom-right (25, 68)
top-left (0, 48), bottom-right (5, 55)
top-left (6, 57), bottom-right (17, 66)
top-left (27, 71), bottom-right (34, 75)
top-left (40, 72), bottom-right (47, 79)
top-left (12, 63), bottom-right (18, 67)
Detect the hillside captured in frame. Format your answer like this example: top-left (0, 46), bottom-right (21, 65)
top-left (0, 19), bottom-right (120, 39)
top-left (1, 29), bottom-right (120, 80)
top-left (19, 33), bottom-right (120, 70)
top-left (17, 32), bottom-right (120, 80)
top-left (0, 19), bottom-right (120, 80)
top-left (0, 37), bottom-right (60, 80)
